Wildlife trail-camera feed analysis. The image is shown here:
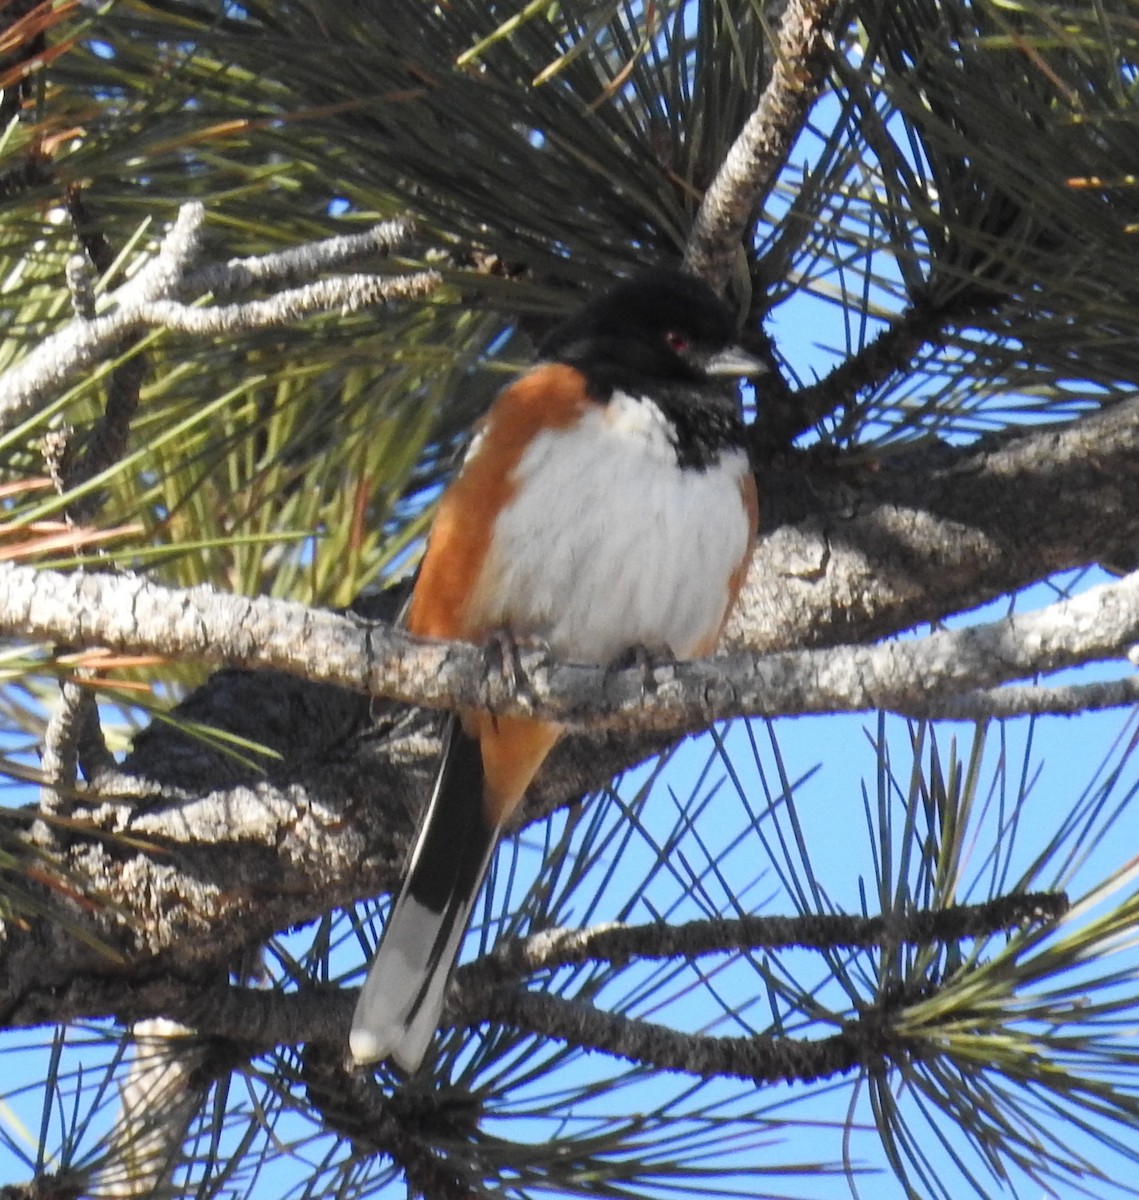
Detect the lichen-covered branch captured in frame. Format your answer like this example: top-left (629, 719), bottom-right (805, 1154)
top-left (0, 203), bottom-right (436, 431)
top-left (38, 678), bottom-right (107, 816)
top-left (909, 675), bottom-right (1139, 721)
top-left (2, 557), bottom-right (1138, 734)
top-left (732, 389), bottom-right (1139, 655)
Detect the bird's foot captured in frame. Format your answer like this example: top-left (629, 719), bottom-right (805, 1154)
top-left (606, 642), bottom-right (676, 702)
top-left (481, 629), bottom-right (549, 708)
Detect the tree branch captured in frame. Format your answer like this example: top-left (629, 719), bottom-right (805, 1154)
top-left (732, 390), bottom-right (1139, 654)
top-left (132, 272), bottom-right (439, 338)
top-left (474, 892), bottom-right (1068, 981)
top-left (302, 1045), bottom-right (481, 1200)
top-left (37, 195), bottom-right (151, 823)
top-left (752, 297), bottom-right (966, 449)
top-left (901, 674), bottom-right (1139, 721)
top-left (684, 0), bottom-right (846, 292)
top-left (182, 216), bottom-right (414, 296)
top-left (2, 341), bottom-right (1137, 1053)
top-left (17, 373), bottom-right (1131, 739)
top-left (2, 559), bottom-right (1138, 734)
top-left (466, 988), bottom-right (875, 1086)
top-left (93, 1019), bottom-right (209, 1200)
top-left (61, 182), bottom-right (148, 515)
top-left (38, 678), bottom-right (106, 816)
top-left (0, 888), bottom-right (1068, 1042)
top-left (0, 203), bottom-right (436, 431)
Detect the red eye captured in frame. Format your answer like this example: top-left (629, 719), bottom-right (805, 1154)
top-left (665, 330), bottom-right (690, 353)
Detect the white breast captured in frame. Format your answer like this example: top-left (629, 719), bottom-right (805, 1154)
top-left (466, 391), bottom-right (751, 663)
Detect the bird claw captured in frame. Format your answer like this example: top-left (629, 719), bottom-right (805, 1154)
top-left (481, 630), bottom-right (546, 708)
top-left (607, 642), bottom-right (675, 702)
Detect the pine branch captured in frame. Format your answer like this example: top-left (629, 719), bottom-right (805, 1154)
top-left (303, 1044), bottom-right (480, 1200)
top-left (132, 274), bottom-right (438, 337)
top-left (476, 892), bottom-right (1069, 979)
top-left (36, 194), bottom-right (152, 824)
top-left (0, 887), bottom-right (1069, 1039)
top-left (3, 558), bottom-right (1138, 733)
top-left (92, 1019), bottom-right (208, 1200)
top-left (735, 390), bottom-right (1139, 653)
top-left (37, 678), bottom-right (106, 817)
top-left (467, 988), bottom-right (873, 1086)
top-left (62, 184), bottom-right (147, 491)
top-left (0, 203), bottom-right (437, 431)
top-left (683, 0), bottom-right (847, 292)
top-left (182, 216), bottom-right (415, 296)
top-left (753, 296), bottom-right (967, 448)
top-left (89, 974), bottom-right (924, 1094)
top-left (905, 675), bottom-right (1139, 720)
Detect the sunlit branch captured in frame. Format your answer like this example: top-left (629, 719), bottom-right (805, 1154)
top-left (135, 272), bottom-right (438, 337)
top-left (683, 0), bottom-right (845, 293)
top-left (903, 675), bottom-right (1139, 720)
top-left (3, 559), bottom-right (1139, 734)
top-left (38, 678), bottom-right (105, 817)
top-left (36, 196), bottom-right (152, 824)
top-left (0, 203), bottom-right (436, 431)
top-left (183, 215), bottom-right (415, 296)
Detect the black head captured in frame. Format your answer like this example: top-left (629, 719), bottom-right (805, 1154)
top-left (539, 268), bottom-right (764, 396)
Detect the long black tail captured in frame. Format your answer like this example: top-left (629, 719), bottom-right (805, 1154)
top-left (350, 717), bottom-right (499, 1070)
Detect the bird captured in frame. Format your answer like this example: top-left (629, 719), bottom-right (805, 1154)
top-left (350, 266), bottom-right (763, 1071)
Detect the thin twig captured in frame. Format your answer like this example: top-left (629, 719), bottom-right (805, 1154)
top-left (36, 195), bottom-right (151, 820)
top-left (134, 272), bottom-right (439, 337)
top-left (182, 217), bottom-right (414, 298)
top-left (0, 203), bottom-right (203, 429)
top-left (754, 297), bottom-right (958, 448)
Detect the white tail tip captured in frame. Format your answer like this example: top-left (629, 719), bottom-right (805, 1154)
top-left (349, 1027), bottom-right (386, 1065)
top-left (350, 893), bottom-right (468, 1071)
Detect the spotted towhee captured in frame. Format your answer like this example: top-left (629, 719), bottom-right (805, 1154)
top-left (350, 267), bottom-right (762, 1070)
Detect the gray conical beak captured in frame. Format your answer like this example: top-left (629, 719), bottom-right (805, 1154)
top-left (704, 344), bottom-right (767, 378)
